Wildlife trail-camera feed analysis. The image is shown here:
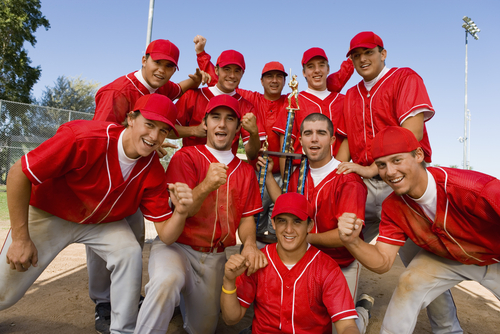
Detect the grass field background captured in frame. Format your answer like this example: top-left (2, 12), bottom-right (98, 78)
top-left (0, 185), bottom-right (9, 222)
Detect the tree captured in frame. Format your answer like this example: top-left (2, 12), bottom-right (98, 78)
top-left (0, 0), bottom-right (50, 103)
top-left (39, 75), bottom-right (100, 113)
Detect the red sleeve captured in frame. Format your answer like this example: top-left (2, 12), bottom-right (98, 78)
top-left (197, 51), bottom-right (217, 87)
top-left (327, 59), bottom-right (354, 93)
top-left (242, 167), bottom-right (264, 217)
top-left (334, 175), bottom-right (367, 221)
top-left (156, 81), bottom-right (182, 101)
top-left (235, 270), bottom-right (257, 308)
top-left (164, 149), bottom-right (199, 189)
top-left (22, 125), bottom-right (79, 185)
top-left (140, 164), bottom-right (173, 222)
top-left (94, 89), bottom-right (131, 123)
top-left (175, 90), bottom-right (195, 127)
top-left (323, 262), bottom-right (357, 322)
top-left (395, 71), bottom-right (434, 124)
top-left (377, 197), bottom-right (408, 246)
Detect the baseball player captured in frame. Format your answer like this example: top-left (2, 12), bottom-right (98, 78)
top-left (134, 95), bottom-right (267, 334)
top-left (260, 113), bottom-right (372, 333)
top-left (221, 192), bottom-right (360, 334)
top-left (334, 31), bottom-right (462, 333)
top-left (273, 47), bottom-right (351, 176)
top-left (173, 45), bottom-right (266, 161)
top-left (94, 39), bottom-right (209, 125)
top-left (0, 94), bottom-right (193, 334)
top-left (338, 126), bottom-right (500, 334)
top-left (194, 35), bottom-right (353, 241)
top-left (88, 38), bottom-right (209, 334)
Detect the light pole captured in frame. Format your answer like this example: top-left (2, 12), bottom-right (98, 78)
top-left (145, 0), bottom-right (155, 48)
top-left (461, 16), bottom-right (480, 170)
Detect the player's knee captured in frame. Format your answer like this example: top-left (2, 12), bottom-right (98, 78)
top-left (147, 269), bottom-right (185, 299)
top-left (397, 267), bottom-right (426, 293)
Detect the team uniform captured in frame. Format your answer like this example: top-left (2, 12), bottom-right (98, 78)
top-left (377, 167), bottom-right (500, 333)
top-left (175, 87), bottom-right (266, 154)
top-left (273, 91), bottom-right (346, 159)
top-left (288, 158), bottom-right (370, 333)
top-left (236, 243), bottom-right (357, 334)
top-left (135, 145), bottom-right (263, 334)
top-left (0, 121), bottom-right (172, 333)
top-left (94, 71), bottom-right (182, 123)
top-left (89, 70), bottom-right (182, 308)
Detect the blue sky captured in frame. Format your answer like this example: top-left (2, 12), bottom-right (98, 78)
top-left (27, 0), bottom-right (500, 177)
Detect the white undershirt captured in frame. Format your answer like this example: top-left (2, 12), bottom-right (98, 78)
top-left (209, 85), bottom-right (236, 97)
top-left (309, 157), bottom-right (340, 187)
top-left (363, 66), bottom-right (390, 92)
top-left (305, 88), bottom-right (330, 100)
top-left (134, 70), bottom-right (157, 94)
top-left (411, 169), bottom-right (437, 221)
top-left (118, 130), bottom-right (140, 180)
top-left (282, 244), bottom-right (311, 269)
top-left (205, 145), bottom-right (235, 165)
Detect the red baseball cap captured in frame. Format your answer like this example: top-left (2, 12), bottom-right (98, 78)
top-left (216, 50), bottom-right (245, 71)
top-left (346, 31), bottom-right (384, 57)
top-left (271, 192), bottom-right (313, 221)
top-left (261, 61), bottom-right (288, 77)
top-left (132, 94), bottom-right (179, 136)
top-left (302, 47), bottom-right (328, 66)
top-left (371, 127), bottom-right (420, 160)
top-left (145, 39), bottom-right (180, 69)
top-left (205, 94), bottom-right (242, 120)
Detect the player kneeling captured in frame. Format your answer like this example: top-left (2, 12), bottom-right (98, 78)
top-left (221, 192), bottom-right (360, 334)
top-left (0, 94), bottom-right (192, 334)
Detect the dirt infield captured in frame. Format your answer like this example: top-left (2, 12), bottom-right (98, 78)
top-left (0, 220), bottom-right (498, 333)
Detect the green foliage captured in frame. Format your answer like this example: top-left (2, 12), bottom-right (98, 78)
top-left (39, 75), bottom-right (99, 113)
top-left (0, 0), bottom-right (50, 103)
top-left (0, 185), bottom-right (8, 221)
top-left (237, 137), bottom-right (245, 154)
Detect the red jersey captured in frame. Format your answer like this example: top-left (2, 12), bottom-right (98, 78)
top-left (175, 87), bottom-right (266, 155)
top-left (341, 67), bottom-right (435, 166)
top-left (22, 121), bottom-right (171, 224)
top-left (94, 71), bottom-right (182, 123)
top-left (378, 167), bottom-right (500, 266)
top-left (237, 91), bottom-right (288, 174)
top-left (165, 145), bottom-right (263, 249)
top-left (289, 165), bottom-right (367, 267)
top-left (236, 243), bottom-right (357, 333)
top-left (273, 91), bottom-right (346, 158)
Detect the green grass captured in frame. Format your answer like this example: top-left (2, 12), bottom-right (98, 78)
top-left (0, 185), bottom-right (9, 222)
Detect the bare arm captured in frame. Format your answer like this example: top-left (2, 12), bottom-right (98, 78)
top-left (401, 113), bottom-right (424, 141)
top-left (171, 123), bottom-right (206, 139)
top-left (334, 319), bottom-right (361, 334)
top-left (220, 254), bottom-right (249, 325)
top-left (238, 216), bottom-right (268, 275)
top-left (337, 161), bottom-right (378, 179)
top-left (307, 228), bottom-right (343, 248)
top-left (6, 160), bottom-right (38, 272)
top-left (338, 212), bottom-right (400, 274)
top-left (154, 183), bottom-right (193, 245)
top-left (241, 113), bottom-right (261, 161)
top-left (335, 138), bottom-right (351, 162)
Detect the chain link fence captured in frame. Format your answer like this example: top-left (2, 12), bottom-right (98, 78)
top-left (0, 99), bottom-right (94, 185)
top-left (0, 99), bottom-right (184, 241)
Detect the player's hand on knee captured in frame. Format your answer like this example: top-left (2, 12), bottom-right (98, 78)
top-left (193, 35), bottom-right (207, 54)
top-left (224, 254), bottom-right (248, 281)
top-left (6, 239), bottom-right (38, 272)
top-left (168, 183), bottom-right (193, 215)
top-left (338, 212), bottom-right (363, 244)
top-left (241, 243), bottom-right (268, 275)
top-left (203, 163), bottom-right (228, 191)
top-left (241, 113), bottom-right (258, 136)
